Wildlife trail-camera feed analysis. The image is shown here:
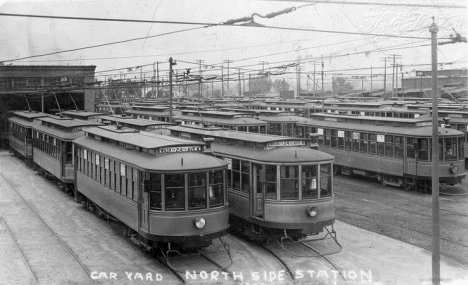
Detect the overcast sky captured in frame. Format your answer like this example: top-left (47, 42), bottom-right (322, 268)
top-left (0, 0), bottom-right (466, 91)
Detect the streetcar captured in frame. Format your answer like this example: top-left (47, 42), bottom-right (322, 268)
top-left (296, 113), bottom-right (466, 192)
top-left (60, 110), bottom-right (107, 123)
top-left (174, 109), bottom-right (268, 133)
top-left (73, 125), bottom-right (230, 253)
top-left (31, 116), bottom-right (101, 193)
top-left (8, 110), bottom-right (49, 164)
top-left (100, 115), bottom-right (173, 134)
top-left (169, 125), bottom-right (336, 241)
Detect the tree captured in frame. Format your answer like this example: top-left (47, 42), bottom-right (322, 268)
top-left (273, 79), bottom-right (290, 92)
top-left (250, 77), bottom-right (271, 94)
top-left (333, 77), bottom-right (354, 94)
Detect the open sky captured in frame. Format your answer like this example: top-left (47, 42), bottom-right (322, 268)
top-left (0, 0), bottom-right (466, 92)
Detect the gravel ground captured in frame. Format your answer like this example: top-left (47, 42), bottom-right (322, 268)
top-left (333, 173), bottom-right (468, 267)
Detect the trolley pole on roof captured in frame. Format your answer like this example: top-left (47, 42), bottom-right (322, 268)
top-left (429, 18), bottom-right (440, 285)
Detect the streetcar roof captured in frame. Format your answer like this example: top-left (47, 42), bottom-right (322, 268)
top-left (212, 144), bottom-right (334, 163)
top-left (32, 117), bottom-right (101, 139)
top-left (9, 110), bottom-right (49, 120)
top-left (100, 116), bottom-right (173, 127)
top-left (75, 137), bottom-right (227, 172)
top-left (170, 125), bottom-right (307, 143)
top-left (173, 114), bottom-right (267, 126)
top-left (61, 110), bottom-right (107, 118)
top-left (298, 118), bottom-right (463, 136)
top-left (84, 126), bottom-right (205, 150)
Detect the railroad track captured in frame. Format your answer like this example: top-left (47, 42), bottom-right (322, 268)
top-left (339, 207), bottom-right (468, 268)
top-left (0, 218), bottom-right (37, 283)
top-left (0, 173), bottom-right (97, 284)
top-left (335, 190), bottom-right (468, 231)
top-left (150, 246), bottom-right (235, 284)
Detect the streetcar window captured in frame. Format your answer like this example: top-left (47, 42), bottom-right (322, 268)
top-left (126, 166), bottom-right (133, 200)
top-left (232, 159), bottom-right (241, 191)
top-left (165, 173), bottom-right (185, 211)
top-left (249, 126), bottom-right (259, 133)
top-left (369, 134), bottom-right (377, 155)
top-left (238, 126), bottom-right (247, 132)
top-left (189, 172), bottom-right (207, 210)
top-left (209, 170), bottom-right (224, 207)
top-left (345, 131), bottom-right (352, 150)
top-left (285, 123), bottom-right (294, 137)
top-left (360, 133), bottom-right (368, 153)
top-left (445, 138), bottom-right (457, 161)
top-left (331, 129), bottom-right (338, 148)
top-left (302, 165), bottom-right (318, 199)
top-left (319, 164), bottom-right (332, 198)
top-left (265, 165), bottom-right (277, 200)
top-left (394, 136), bottom-right (403, 158)
top-left (121, 164), bottom-right (127, 197)
top-left (270, 123), bottom-right (281, 136)
top-left (132, 168), bottom-right (139, 202)
top-left (418, 138), bottom-right (429, 161)
top-left (458, 137), bottom-right (464, 160)
top-left (260, 125), bottom-right (267, 134)
top-left (149, 173), bottom-right (162, 210)
top-left (280, 166), bottom-right (298, 200)
top-left (406, 138), bottom-right (416, 159)
top-left (352, 132), bottom-right (359, 152)
top-left (385, 135), bottom-right (394, 157)
top-left (324, 129), bottom-right (331, 147)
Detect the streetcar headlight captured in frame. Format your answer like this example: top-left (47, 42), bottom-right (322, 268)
top-left (449, 164), bottom-right (458, 174)
top-left (306, 206), bottom-right (318, 217)
top-left (194, 218), bottom-right (206, 229)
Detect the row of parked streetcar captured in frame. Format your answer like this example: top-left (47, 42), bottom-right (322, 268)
top-left (7, 109), bottom-right (337, 260)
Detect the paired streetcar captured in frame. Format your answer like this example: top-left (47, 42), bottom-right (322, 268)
top-left (169, 125), bottom-right (336, 241)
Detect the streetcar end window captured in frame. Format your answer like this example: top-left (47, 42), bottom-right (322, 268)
top-left (302, 165), bottom-right (318, 199)
top-left (165, 173), bottom-right (185, 211)
top-left (320, 164), bottom-right (332, 198)
top-left (189, 172), bottom-right (207, 210)
top-left (209, 170), bottom-right (224, 207)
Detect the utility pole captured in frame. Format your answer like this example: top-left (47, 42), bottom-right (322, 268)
top-left (321, 57), bottom-right (324, 97)
top-left (224, 60), bottom-right (233, 96)
top-left (430, 18), bottom-right (440, 285)
top-left (221, 65), bottom-right (224, 99)
top-left (313, 62), bottom-right (316, 97)
top-left (380, 57), bottom-right (387, 96)
top-left (197, 60), bottom-right (204, 98)
top-left (169, 57), bottom-right (176, 123)
top-left (389, 54), bottom-right (402, 97)
top-left (370, 66), bottom-right (373, 90)
top-left (243, 74), bottom-right (245, 96)
top-left (248, 74), bottom-right (251, 96)
top-left (238, 68), bottom-right (241, 97)
top-left (153, 62), bottom-right (156, 97)
top-left (258, 61), bottom-right (268, 95)
top-left (395, 63), bottom-right (399, 97)
top-left (401, 64), bottom-right (405, 96)
top-left (156, 62), bottom-right (159, 97)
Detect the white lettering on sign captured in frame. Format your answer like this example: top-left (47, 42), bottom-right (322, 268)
top-left (104, 158), bottom-right (109, 170)
top-left (377, 135), bottom-right (385, 143)
top-left (95, 154), bottom-right (100, 165)
top-left (338, 131), bottom-right (344, 138)
top-left (84, 149), bottom-right (87, 158)
top-left (268, 141), bottom-right (306, 147)
top-left (318, 128), bottom-right (324, 135)
top-left (415, 122), bottom-right (432, 127)
top-left (225, 158), bottom-right (232, 170)
top-left (352, 132), bottom-right (360, 140)
top-left (158, 146), bottom-right (201, 154)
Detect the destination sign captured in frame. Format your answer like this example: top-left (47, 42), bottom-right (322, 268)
top-left (268, 141), bottom-right (306, 147)
top-left (415, 122), bottom-right (432, 127)
top-left (159, 146), bottom-right (202, 154)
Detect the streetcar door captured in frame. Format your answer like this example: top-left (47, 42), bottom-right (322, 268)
top-left (253, 164), bottom-right (264, 218)
top-left (404, 138), bottom-right (418, 176)
top-left (140, 173), bottom-right (150, 232)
